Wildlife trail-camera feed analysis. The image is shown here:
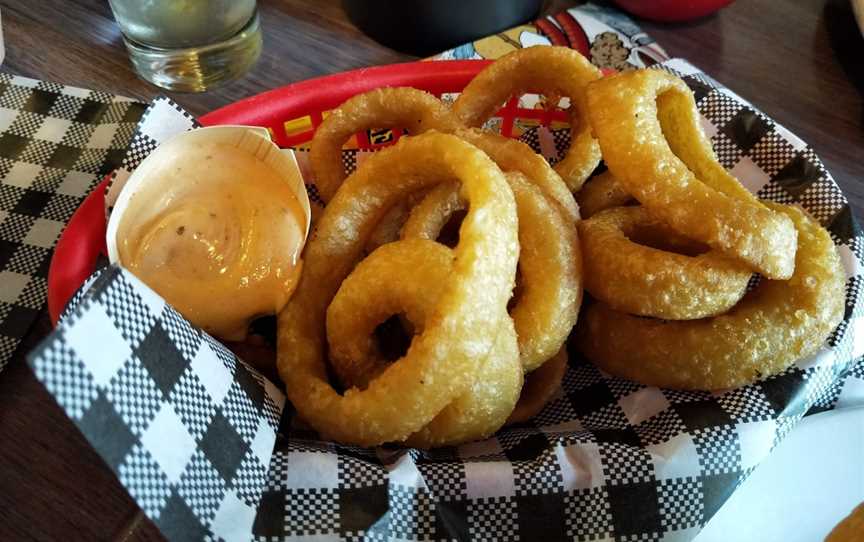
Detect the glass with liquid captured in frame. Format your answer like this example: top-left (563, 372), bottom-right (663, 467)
top-left (107, 0), bottom-right (262, 92)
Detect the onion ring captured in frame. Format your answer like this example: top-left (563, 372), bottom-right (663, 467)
top-left (364, 189), bottom-right (429, 254)
top-left (400, 181), bottom-right (463, 243)
top-left (577, 203), bottom-right (845, 390)
top-left (576, 170), bottom-right (634, 218)
top-left (586, 69), bottom-right (797, 279)
top-left (325, 239), bottom-right (449, 389)
top-left (310, 87), bottom-right (461, 203)
top-left (326, 239), bottom-right (522, 447)
top-left (506, 347), bottom-right (568, 425)
top-left (402, 172), bottom-right (582, 371)
top-left (455, 128), bottom-right (580, 223)
top-left (579, 206), bottom-right (752, 320)
top-left (452, 46), bottom-right (602, 191)
top-left (277, 132), bottom-right (519, 446)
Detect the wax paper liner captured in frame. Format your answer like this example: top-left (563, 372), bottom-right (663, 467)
top-left (27, 5), bottom-right (864, 542)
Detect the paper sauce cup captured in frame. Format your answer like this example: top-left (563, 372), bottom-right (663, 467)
top-left (105, 125), bottom-right (311, 339)
top-left (107, 126), bottom-right (310, 262)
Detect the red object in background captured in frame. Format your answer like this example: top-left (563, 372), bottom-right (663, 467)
top-left (613, 0), bottom-right (734, 22)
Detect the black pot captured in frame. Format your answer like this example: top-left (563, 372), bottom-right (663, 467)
top-left (343, 0), bottom-right (546, 56)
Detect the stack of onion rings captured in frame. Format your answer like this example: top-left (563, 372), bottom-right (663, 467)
top-left (278, 132), bottom-right (521, 447)
top-left (578, 203), bottom-right (845, 390)
top-left (276, 48), bottom-right (846, 448)
top-left (576, 69), bottom-right (844, 390)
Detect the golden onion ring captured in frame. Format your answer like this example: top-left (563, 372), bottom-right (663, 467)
top-left (455, 128), bottom-right (580, 223)
top-left (310, 87), bottom-right (460, 203)
top-left (364, 189), bottom-right (429, 254)
top-left (586, 69), bottom-right (797, 279)
top-left (579, 206), bottom-right (752, 320)
top-left (452, 46), bottom-right (602, 191)
top-left (576, 170), bottom-right (634, 218)
top-left (578, 203), bottom-right (845, 390)
top-left (327, 239), bottom-right (522, 447)
top-left (278, 132), bottom-right (519, 446)
top-left (402, 172), bottom-right (582, 371)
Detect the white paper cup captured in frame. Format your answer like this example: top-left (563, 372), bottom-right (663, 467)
top-left (106, 125), bottom-right (311, 265)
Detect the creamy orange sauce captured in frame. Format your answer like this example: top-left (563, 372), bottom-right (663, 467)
top-left (116, 141), bottom-right (306, 340)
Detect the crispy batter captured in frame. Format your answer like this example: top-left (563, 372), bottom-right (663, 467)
top-left (578, 203), bottom-right (845, 390)
top-left (278, 132), bottom-right (519, 446)
top-left (580, 206), bottom-right (751, 319)
top-left (452, 46), bottom-right (602, 191)
top-left (400, 181), bottom-right (464, 243)
top-left (327, 240), bottom-right (522, 447)
top-left (576, 170), bottom-right (634, 218)
top-left (310, 87), bottom-right (460, 203)
top-left (364, 189), bottom-right (429, 254)
top-left (586, 69), bottom-right (797, 279)
top-left (402, 172), bottom-right (582, 371)
top-left (455, 128), bottom-right (580, 223)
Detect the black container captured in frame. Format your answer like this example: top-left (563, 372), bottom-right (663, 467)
top-left (343, 0), bottom-right (546, 56)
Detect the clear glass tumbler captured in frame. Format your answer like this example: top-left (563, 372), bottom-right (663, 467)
top-left (107, 0), bottom-right (262, 92)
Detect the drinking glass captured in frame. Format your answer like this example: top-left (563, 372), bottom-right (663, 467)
top-left (107, 0), bottom-right (262, 92)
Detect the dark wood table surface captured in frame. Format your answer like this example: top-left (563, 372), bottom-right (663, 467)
top-left (0, 0), bottom-right (861, 540)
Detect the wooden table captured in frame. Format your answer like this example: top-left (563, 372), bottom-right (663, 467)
top-left (0, 0), bottom-right (861, 539)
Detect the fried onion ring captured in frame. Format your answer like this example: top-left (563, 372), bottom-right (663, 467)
top-left (579, 206), bottom-right (752, 320)
top-left (452, 46), bottom-right (602, 191)
top-left (402, 172), bottom-right (582, 371)
top-left (577, 203), bottom-right (845, 390)
top-left (576, 170), bottom-right (634, 218)
top-left (310, 87), bottom-right (461, 203)
top-left (326, 239), bottom-right (448, 389)
top-left (326, 239), bottom-right (522, 447)
top-left (400, 181), bottom-right (463, 243)
top-left (277, 132), bottom-right (519, 446)
top-left (364, 189), bottom-right (429, 253)
top-left (455, 128), bottom-right (580, 223)
top-left (506, 347), bottom-right (568, 425)
top-left (586, 69), bottom-right (797, 279)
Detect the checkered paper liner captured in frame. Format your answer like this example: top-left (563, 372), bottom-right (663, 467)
top-left (27, 56), bottom-right (864, 542)
top-left (0, 73), bottom-right (145, 372)
top-left (32, 265), bottom-right (285, 541)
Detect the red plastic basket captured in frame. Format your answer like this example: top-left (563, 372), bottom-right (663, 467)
top-left (47, 59), bottom-right (573, 324)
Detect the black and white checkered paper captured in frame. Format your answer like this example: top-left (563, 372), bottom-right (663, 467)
top-left (31, 265), bottom-right (284, 541)
top-left (103, 96), bottom-right (202, 219)
top-left (0, 73), bottom-right (145, 371)
top-left (27, 57), bottom-right (864, 542)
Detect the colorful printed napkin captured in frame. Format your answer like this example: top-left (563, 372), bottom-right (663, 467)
top-left (17, 2), bottom-right (864, 541)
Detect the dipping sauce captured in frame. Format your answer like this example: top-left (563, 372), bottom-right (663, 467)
top-left (116, 139), bottom-right (307, 340)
